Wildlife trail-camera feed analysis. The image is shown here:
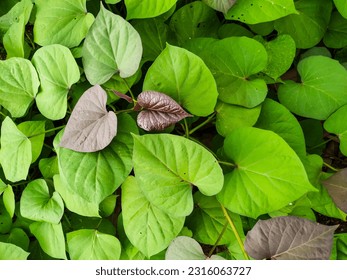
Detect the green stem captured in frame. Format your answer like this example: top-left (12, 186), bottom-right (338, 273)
top-left (218, 160), bottom-right (236, 168)
top-left (220, 204), bottom-right (250, 260)
top-left (0, 111), bottom-right (7, 118)
top-left (323, 161), bottom-right (339, 172)
top-left (29, 125), bottom-right (65, 138)
top-left (189, 113), bottom-right (215, 135)
top-left (122, 79), bottom-right (135, 101)
top-left (184, 119), bottom-right (190, 138)
top-left (308, 138), bottom-right (332, 150)
top-left (115, 107), bottom-right (135, 114)
top-left (208, 221), bottom-right (228, 257)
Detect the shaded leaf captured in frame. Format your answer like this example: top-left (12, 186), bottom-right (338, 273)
top-left (324, 11), bottom-right (347, 48)
top-left (165, 236), bottom-right (225, 260)
top-left (244, 216), bottom-right (338, 260)
top-left (137, 91), bottom-right (192, 131)
top-left (202, 0), bottom-right (236, 14)
top-left (82, 4), bottom-right (142, 84)
top-left (334, 0), bottom-right (347, 19)
top-left (60, 84), bottom-right (117, 153)
top-left (67, 229), bottom-right (121, 260)
top-left (322, 168), bottom-right (347, 213)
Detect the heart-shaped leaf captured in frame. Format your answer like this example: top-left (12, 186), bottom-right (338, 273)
top-left (82, 4), bottom-right (142, 84)
top-left (125, 0), bottom-right (177, 20)
top-left (60, 84), bottom-right (118, 153)
top-left (244, 216), bottom-right (338, 260)
top-left (20, 179), bottom-right (64, 224)
top-left (324, 104), bottom-right (347, 156)
top-left (322, 168), bottom-right (347, 213)
top-left (67, 229), bottom-right (121, 260)
top-left (278, 56), bottom-right (347, 120)
top-left (0, 242), bottom-right (29, 260)
top-left (122, 176), bottom-right (184, 257)
top-left (165, 236), bottom-right (225, 260)
top-left (136, 90), bottom-right (192, 131)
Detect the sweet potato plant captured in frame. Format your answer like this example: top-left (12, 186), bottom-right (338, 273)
top-left (0, 0), bottom-right (347, 260)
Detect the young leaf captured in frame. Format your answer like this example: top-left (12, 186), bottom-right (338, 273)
top-left (0, 58), bottom-right (39, 117)
top-left (136, 90), bottom-right (192, 131)
top-left (324, 104), bottom-right (347, 156)
top-left (226, 0), bottom-right (297, 24)
top-left (122, 176), bottom-right (184, 257)
top-left (32, 44), bottom-right (80, 120)
top-left (20, 179), bottom-right (64, 224)
top-left (244, 216), bottom-right (338, 260)
top-left (125, 0), bottom-right (177, 20)
top-left (143, 43), bottom-right (218, 116)
top-left (0, 242), bottom-right (29, 260)
top-left (202, 0), bottom-right (236, 14)
top-left (60, 84), bottom-right (118, 153)
top-left (0, 117), bottom-right (32, 182)
top-left (217, 127), bottom-right (316, 218)
top-left (132, 134), bottom-right (224, 217)
top-left (29, 222), bottom-right (67, 259)
top-left (322, 168), bottom-right (347, 213)
top-left (278, 56), bottom-right (347, 120)
top-left (82, 4), bottom-right (142, 84)
top-left (67, 229), bottom-right (121, 260)
top-left (34, 0), bottom-right (95, 48)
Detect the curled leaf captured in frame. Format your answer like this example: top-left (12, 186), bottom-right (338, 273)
top-left (136, 91), bottom-right (192, 131)
top-left (244, 216), bottom-right (338, 260)
top-left (60, 85), bottom-right (117, 152)
top-left (322, 168), bottom-right (347, 213)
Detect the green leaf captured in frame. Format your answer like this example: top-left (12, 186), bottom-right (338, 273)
top-left (202, 0), bottom-right (236, 14)
top-left (217, 127), bottom-right (316, 218)
top-left (57, 113), bottom-right (137, 205)
top-left (34, 0), bottom-right (94, 48)
top-left (255, 98), bottom-right (306, 159)
top-left (132, 18), bottom-right (168, 62)
top-left (67, 229), bottom-right (121, 260)
top-left (186, 37), bottom-right (268, 108)
top-left (186, 192), bottom-right (243, 245)
top-left (334, 0), bottom-right (347, 19)
top-left (218, 23), bottom-right (254, 38)
top-left (17, 121), bottom-right (46, 163)
top-left (324, 104), bottom-right (347, 156)
top-left (29, 222), bottom-right (66, 259)
top-left (0, 200), bottom-right (12, 234)
top-left (274, 0), bottom-right (332, 49)
top-left (39, 157), bottom-right (59, 179)
top-left (0, 58), bottom-right (39, 117)
top-left (99, 195), bottom-right (117, 217)
top-left (122, 176), bottom-right (184, 257)
top-left (215, 101), bottom-right (261, 137)
top-left (132, 134), bottom-right (224, 217)
top-left (32, 44), bottom-right (80, 120)
top-left (0, 228), bottom-right (30, 251)
top-left (225, 0), bottom-right (297, 24)
top-left (336, 233), bottom-right (347, 259)
top-left (82, 4), bottom-right (142, 84)
top-left (20, 179), bottom-right (64, 224)
top-left (3, 12), bottom-right (30, 58)
top-left (0, 242), bottom-right (29, 260)
top-left (324, 11), bottom-right (347, 51)
top-left (261, 34), bottom-right (296, 80)
top-left (125, 0), bottom-right (177, 20)
top-left (53, 174), bottom-right (100, 217)
top-left (143, 43), bottom-right (218, 116)
top-left (169, 2), bottom-right (220, 45)
top-left (278, 56), bottom-right (347, 120)
top-left (3, 185), bottom-right (15, 218)
top-left (0, 117), bottom-right (32, 182)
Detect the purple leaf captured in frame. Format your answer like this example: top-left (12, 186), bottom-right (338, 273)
top-left (322, 168), bottom-right (347, 213)
top-left (136, 91), bottom-right (192, 131)
top-left (60, 85), bottom-right (117, 152)
top-left (244, 216), bottom-right (338, 260)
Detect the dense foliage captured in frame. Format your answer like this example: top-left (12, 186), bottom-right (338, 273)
top-left (0, 0), bottom-right (347, 260)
